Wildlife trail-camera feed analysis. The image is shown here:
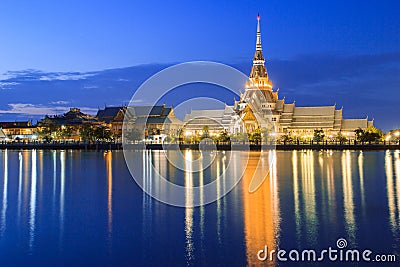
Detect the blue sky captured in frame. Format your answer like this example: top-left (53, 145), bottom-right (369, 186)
top-left (0, 0), bottom-right (399, 130)
top-left (1, 0), bottom-right (398, 71)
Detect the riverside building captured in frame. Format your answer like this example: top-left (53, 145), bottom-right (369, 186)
top-left (183, 15), bottom-right (373, 140)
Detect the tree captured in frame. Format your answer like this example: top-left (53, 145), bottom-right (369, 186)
top-left (60, 126), bottom-right (74, 140)
top-left (217, 130), bottom-right (230, 143)
top-left (279, 134), bottom-right (293, 144)
top-left (363, 126), bottom-right (383, 142)
top-left (335, 131), bottom-right (347, 143)
top-left (94, 126), bottom-right (112, 141)
top-left (38, 121), bottom-right (61, 142)
top-left (201, 125), bottom-right (210, 139)
top-left (249, 127), bottom-right (262, 144)
top-left (313, 129), bottom-right (325, 143)
top-left (230, 132), bottom-right (247, 143)
top-left (355, 128), bottom-right (364, 142)
top-left (355, 126), bottom-right (383, 142)
top-left (80, 124), bottom-right (96, 141)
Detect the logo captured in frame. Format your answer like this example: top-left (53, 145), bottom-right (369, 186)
top-left (257, 238), bottom-right (397, 263)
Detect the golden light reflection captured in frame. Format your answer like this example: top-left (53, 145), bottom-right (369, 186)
top-left (222, 154), bottom-right (228, 239)
top-left (342, 150), bottom-right (356, 244)
top-left (105, 151), bottom-right (113, 238)
top-left (292, 150), bottom-right (301, 244)
top-left (243, 151), bottom-right (280, 267)
top-left (199, 155), bottom-right (205, 260)
top-left (326, 151), bottom-right (336, 208)
top-left (301, 150), bottom-right (317, 246)
top-left (395, 151), bottom-right (400, 227)
top-left (358, 152), bottom-right (366, 212)
top-left (385, 150), bottom-right (396, 231)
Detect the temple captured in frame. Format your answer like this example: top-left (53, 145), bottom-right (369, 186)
top-left (183, 14), bottom-right (373, 140)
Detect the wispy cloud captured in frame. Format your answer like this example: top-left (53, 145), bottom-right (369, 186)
top-left (49, 100), bottom-right (70, 105)
top-left (39, 73), bottom-right (97, 81)
top-left (0, 69), bottom-right (98, 82)
top-left (83, 85), bottom-right (99, 89)
top-left (0, 103), bottom-right (98, 116)
top-left (0, 82), bottom-right (19, 89)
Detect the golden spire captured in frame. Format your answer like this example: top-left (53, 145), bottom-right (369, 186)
top-left (249, 14), bottom-right (272, 90)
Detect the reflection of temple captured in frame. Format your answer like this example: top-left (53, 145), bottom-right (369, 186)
top-left (184, 15), bottom-right (374, 139)
top-left (242, 152), bottom-right (280, 266)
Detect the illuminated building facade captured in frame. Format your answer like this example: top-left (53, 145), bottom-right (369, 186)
top-left (184, 15), bottom-right (374, 140)
top-left (0, 121), bottom-right (37, 140)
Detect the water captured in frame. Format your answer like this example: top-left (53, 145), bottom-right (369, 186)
top-left (0, 149), bottom-right (399, 266)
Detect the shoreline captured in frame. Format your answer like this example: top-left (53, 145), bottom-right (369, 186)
top-left (0, 142), bottom-right (399, 151)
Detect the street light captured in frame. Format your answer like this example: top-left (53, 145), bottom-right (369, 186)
top-left (395, 131), bottom-right (400, 137)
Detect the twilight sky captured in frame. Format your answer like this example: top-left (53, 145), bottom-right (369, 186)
top-left (0, 0), bottom-right (399, 131)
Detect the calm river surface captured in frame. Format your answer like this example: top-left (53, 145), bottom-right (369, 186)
top-left (0, 149), bottom-right (399, 266)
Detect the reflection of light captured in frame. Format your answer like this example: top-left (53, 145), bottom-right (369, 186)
top-left (105, 152), bottom-right (113, 239)
top-left (222, 154), bottom-right (227, 231)
top-left (184, 150), bottom-right (194, 265)
top-left (216, 155), bottom-right (221, 243)
top-left (342, 150), bottom-right (355, 243)
top-left (1, 150), bottom-right (8, 235)
top-left (292, 151), bottom-right (301, 243)
top-left (326, 151), bottom-right (336, 214)
top-left (29, 150), bottom-right (37, 249)
top-left (199, 155), bottom-right (205, 258)
top-left (142, 150), bottom-right (153, 258)
top-left (385, 151), bottom-right (396, 231)
top-left (53, 151), bottom-right (57, 208)
top-left (38, 151), bottom-right (43, 204)
top-left (386, 149), bottom-right (400, 236)
top-left (395, 151), bottom-right (400, 225)
top-left (358, 152), bottom-right (365, 210)
top-left (152, 151), bottom-right (159, 196)
top-left (60, 150), bottom-right (66, 244)
top-left (270, 150), bottom-right (279, 223)
top-left (301, 150), bottom-right (317, 246)
top-left (243, 151), bottom-right (280, 266)
top-left (17, 152), bottom-right (23, 225)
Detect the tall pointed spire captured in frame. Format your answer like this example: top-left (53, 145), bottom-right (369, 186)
top-left (249, 13), bottom-right (271, 89)
top-left (256, 13), bottom-right (262, 51)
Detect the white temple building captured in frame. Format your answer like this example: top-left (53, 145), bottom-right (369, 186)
top-left (183, 14), bottom-right (373, 140)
